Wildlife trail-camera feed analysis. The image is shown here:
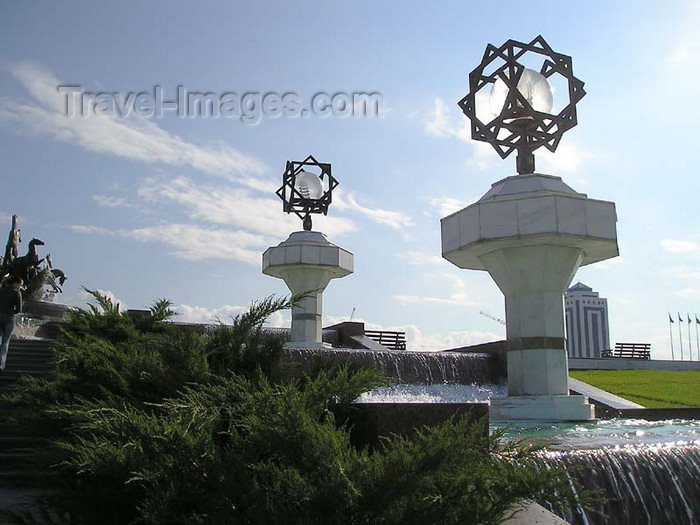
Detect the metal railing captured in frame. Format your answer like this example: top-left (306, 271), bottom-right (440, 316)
top-left (364, 330), bottom-right (407, 351)
top-left (601, 343), bottom-right (651, 360)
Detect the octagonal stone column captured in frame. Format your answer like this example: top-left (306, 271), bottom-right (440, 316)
top-left (263, 231), bottom-right (353, 348)
top-left (441, 173), bottom-right (618, 421)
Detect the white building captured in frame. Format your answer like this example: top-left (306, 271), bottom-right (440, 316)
top-left (565, 282), bottom-right (610, 358)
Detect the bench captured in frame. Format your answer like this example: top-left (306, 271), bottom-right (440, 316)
top-left (364, 330), bottom-right (407, 351)
top-left (603, 342), bottom-right (651, 360)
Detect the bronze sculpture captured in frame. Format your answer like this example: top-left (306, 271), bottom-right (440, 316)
top-left (0, 215), bottom-right (20, 276)
top-left (0, 216), bottom-right (67, 301)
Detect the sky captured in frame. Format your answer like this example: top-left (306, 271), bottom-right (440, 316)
top-left (1, 1), bottom-right (699, 355)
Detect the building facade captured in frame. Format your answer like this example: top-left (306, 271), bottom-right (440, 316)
top-left (565, 282), bottom-right (610, 358)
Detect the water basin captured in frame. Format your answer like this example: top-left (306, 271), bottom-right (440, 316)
top-left (496, 418), bottom-right (700, 449)
top-left (356, 382), bottom-right (507, 403)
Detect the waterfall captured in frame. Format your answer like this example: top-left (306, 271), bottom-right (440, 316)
top-left (283, 347), bottom-right (504, 384)
top-left (544, 444), bottom-right (700, 525)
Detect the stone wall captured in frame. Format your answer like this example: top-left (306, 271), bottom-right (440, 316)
top-left (569, 357), bottom-right (700, 371)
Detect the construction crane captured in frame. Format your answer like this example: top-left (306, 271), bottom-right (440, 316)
top-left (479, 310), bottom-right (506, 326)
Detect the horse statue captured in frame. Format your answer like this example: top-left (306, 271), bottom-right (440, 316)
top-left (7, 238), bottom-right (45, 285)
top-left (1, 216), bottom-right (68, 301)
top-left (45, 254), bottom-right (67, 293)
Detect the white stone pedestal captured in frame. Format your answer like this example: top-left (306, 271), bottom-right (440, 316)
top-left (262, 231), bottom-right (353, 349)
top-left (441, 173), bottom-right (619, 421)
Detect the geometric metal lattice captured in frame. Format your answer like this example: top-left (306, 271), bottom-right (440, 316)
top-left (276, 154), bottom-right (338, 231)
top-left (458, 35), bottom-right (585, 174)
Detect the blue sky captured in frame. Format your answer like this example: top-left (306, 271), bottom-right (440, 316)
top-left (1, 1), bottom-right (699, 355)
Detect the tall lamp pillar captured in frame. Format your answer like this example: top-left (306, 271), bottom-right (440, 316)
top-left (448, 36), bottom-right (619, 421)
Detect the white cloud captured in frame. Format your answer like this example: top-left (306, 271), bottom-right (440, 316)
top-left (425, 98), bottom-right (465, 139)
top-left (425, 97), bottom-right (477, 144)
top-left (0, 62), bottom-right (272, 191)
top-left (397, 250), bottom-right (446, 266)
top-left (467, 142), bottom-right (496, 171)
top-left (424, 97), bottom-right (596, 176)
top-left (177, 303), bottom-right (290, 327)
top-left (393, 294), bottom-right (478, 307)
top-left (265, 310), bottom-right (289, 328)
top-left (71, 222), bottom-right (270, 265)
top-left (426, 196), bottom-right (464, 217)
top-left (588, 256), bottom-right (624, 269)
top-left (664, 266), bottom-right (700, 280)
top-left (423, 98), bottom-right (494, 170)
top-left (401, 325), bottom-right (502, 351)
top-left (537, 142), bottom-right (595, 180)
top-left (661, 239), bottom-right (698, 254)
top-left (177, 304), bottom-right (246, 323)
top-left (79, 288), bottom-right (126, 311)
top-left (613, 297), bottom-right (632, 305)
top-left (659, 3), bottom-right (700, 117)
top-left (138, 176), bottom-right (358, 239)
top-left (92, 195), bottom-right (130, 208)
top-left (0, 212), bottom-right (19, 224)
top-left (333, 190), bottom-right (414, 234)
top-left (122, 224), bottom-right (268, 264)
top-left (68, 224), bottom-right (114, 235)
top-left (677, 288), bottom-right (700, 299)
top-left (394, 274), bottom-right (481, 307)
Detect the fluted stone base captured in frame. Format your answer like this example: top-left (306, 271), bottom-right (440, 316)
top-left (490, 394), bottom-right (595, 421)
top-left (263, 231), bottom-right (353, 347)
top-left (442, 173), bottom-right (617, 422)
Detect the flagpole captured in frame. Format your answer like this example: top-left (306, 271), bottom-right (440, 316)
top-left (678, 313), bottom-right (684, 360)
top-left (669, 314), bottom-right (675, 360)
top-left (696, 315), bottom-right (699, 361)
top-left (689, 314), bottom-right (694, 361)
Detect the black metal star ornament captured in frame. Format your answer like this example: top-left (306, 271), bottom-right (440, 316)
top-left (458, 35), bottom-right (586, 174)
top-left (276, 155), bottom-right (338, 231)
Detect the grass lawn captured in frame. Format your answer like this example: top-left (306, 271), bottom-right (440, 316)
top-left (570, 370), bottom-right (700, 408)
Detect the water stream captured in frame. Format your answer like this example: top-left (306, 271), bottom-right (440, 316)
top-left (284, 347), bottom-right (503, 384)
top-left (545, 443), bottom-right (700, 524)
top-left (286, 345), bottom-right (699, 524)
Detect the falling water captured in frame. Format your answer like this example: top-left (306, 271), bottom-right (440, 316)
top-left (356, 383), bottom-right (508, 403)
top-left (281, 340), bottom-right (698, 525)
top-left (283, 347), bottom-right (504, 384)
top-left (543, 444), bottom-right (700, 525)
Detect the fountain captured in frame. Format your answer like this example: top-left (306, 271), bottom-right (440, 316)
top-left (256, 39), bottom-right (699, 523)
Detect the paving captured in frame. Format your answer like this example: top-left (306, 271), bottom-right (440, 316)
top-left (568, 376), bottom-right (643, 410)
top-left (502, 501), bottom-right (571, 524)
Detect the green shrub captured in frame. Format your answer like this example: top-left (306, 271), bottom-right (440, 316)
top-left (2, 291), bottom-right (583, 525)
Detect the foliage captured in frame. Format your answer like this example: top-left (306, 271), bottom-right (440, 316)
top-left (2, 290), bottom-right (584, 524)
top-left (205, 295), bottom-right (294, 381)
top-left (67, 288), bottom-right (136, 342)
top-left (149, 299), bottom-right (177, 323)
top-left (570, 370), bottom-right (700, 408)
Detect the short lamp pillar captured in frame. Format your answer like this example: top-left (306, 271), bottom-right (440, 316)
top-left (263, 231), bottom-right (353, 348)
